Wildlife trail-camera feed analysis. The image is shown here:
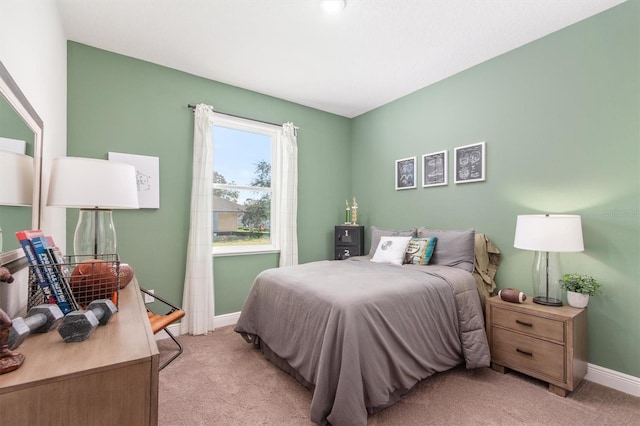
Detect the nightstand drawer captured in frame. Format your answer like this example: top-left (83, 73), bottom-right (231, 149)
top-left (335, 247), bottom-right (358, 260)
top-left (492, 327), bottom-right (564, 382)
top-left (335, 226), bottom-right (362, 245)
top-left (492, 306), bottom-right (565, 343)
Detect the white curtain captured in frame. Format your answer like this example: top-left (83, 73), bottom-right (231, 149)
top-left (181, 104), bottom-right (216, 335)
top-left (277, 122), bottom-right (299, 267)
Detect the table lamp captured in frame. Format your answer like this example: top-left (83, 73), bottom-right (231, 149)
top-left (514, 214), bottom-right (584, 306)
top-left (46, 157), bottom-right (139, 256)
top-left (0, 151), bottom-right (33, 252)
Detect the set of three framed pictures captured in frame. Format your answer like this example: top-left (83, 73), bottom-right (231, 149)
top-left (395, 141), bottom-right (485, 190)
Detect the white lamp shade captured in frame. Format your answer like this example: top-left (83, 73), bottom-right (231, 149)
top-left (47, 157), bottom-right (139, 209)
top-left (514, 214), bottom-right (584, 252)
top-left (0, 151), bottom-right (33, 206)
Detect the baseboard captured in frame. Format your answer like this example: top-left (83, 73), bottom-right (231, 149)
top-left (157, 312), bottom-right (640, 397)
top-left (585, 363), bottom-right (640, 397)
top-left (213, 311), bottom-right (242, 328)
top-left (154, 311), bottom-right (241, 341)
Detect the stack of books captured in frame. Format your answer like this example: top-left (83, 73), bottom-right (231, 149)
top-left (15, 229), bottom-right (79, 314)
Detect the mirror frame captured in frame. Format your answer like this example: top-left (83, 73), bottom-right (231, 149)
top-left (0, 60), bottom-right (43, 268)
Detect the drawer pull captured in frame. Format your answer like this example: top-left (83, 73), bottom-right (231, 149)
top-left (515, 319), bottom-right (533, 327)
top-left (516, 348), bottom-right (533, 357)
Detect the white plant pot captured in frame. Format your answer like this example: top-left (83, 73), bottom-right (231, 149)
top-left (567, 291), bottom-right (589, 308)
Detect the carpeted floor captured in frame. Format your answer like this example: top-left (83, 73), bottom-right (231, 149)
top-left (157, 326), bottom-right (639, 425)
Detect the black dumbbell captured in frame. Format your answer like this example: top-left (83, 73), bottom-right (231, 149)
top-left (58, 299), bottom-right (118, 342)
top-left (8, 304), bottom-right (64, 350)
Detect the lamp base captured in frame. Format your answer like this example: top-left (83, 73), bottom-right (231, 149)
top-left (533, 296), bottom-right (563, 306)
top-left (74, 209), bottom-right (117, 257)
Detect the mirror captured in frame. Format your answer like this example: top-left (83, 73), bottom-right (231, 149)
top-left (0, 60), bottom-right (43, 267)
top-left (0, 96), bottom-right (34, 252)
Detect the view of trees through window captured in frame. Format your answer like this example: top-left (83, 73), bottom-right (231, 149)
top-left (212, 124), bottom-right (273, 248)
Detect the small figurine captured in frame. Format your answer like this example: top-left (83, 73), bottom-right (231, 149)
top-left (345, 200), bottom-right (351, 224)
top-left (0, 266), bottom-right (14, 283)
top-left (1, 308), bottom-right (25, 374)
top-left (351, 197), bottom-right (359, 225)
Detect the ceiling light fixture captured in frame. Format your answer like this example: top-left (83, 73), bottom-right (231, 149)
top-left (321, 0), bottom-right (346, 15)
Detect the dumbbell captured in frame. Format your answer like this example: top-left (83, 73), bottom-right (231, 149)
top-left (8, 304), bottom-right (64, 350)
top-left (58, 299), bottom-right (118, 343)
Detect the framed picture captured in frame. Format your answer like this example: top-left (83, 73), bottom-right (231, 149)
top-left (454, 142), bottom-right (485, 184)
top-left (108, 152), bottom-right (160, 208)
top-left (422, 150), bottom-right (447, 187)
top-left (395, 156), bottom-right (417, 190)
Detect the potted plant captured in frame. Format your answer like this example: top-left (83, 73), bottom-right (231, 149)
top-left (559, 273), bottom-right (603, 308)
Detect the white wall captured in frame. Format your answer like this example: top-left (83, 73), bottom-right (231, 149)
top-left (0, 0), bottom-right (68, 315)
top-left (0, 0), bottom-right (68, 242)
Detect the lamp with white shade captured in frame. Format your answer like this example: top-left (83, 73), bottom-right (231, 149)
top-left (0, 151), bottom-right (33, 252)
top-left (46, 157), bottom-right (139, 257)
top-left (514, 214), bottom-right (584, 306)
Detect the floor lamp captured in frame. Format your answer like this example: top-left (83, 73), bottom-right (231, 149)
top-left (46, 157), bottom-right (139, 257)
top-left (514, 214), bottom-right (584, 306)
top-left (0, 151), bottom-right (33, 252)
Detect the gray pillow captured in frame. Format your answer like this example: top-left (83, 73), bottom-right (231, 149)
top-left (416, 227), bottom-right (476, 272)
top-left (369, 226), bottom-right (416, 256)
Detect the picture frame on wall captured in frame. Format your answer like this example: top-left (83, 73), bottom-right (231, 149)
top-left (422, 150), bottom-right (447, 187)
top-left (108, 151), bottom-right (160, 208)
top-left (395, 156), bottom-right (417, 190)
top-left (454, 141), bottom-right (485, 184)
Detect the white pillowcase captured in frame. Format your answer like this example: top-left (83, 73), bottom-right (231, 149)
top-left (370, 236), bottom-right (413, 265)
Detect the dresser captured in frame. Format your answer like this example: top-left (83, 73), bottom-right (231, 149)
top-left (334, 225), bottom-right (365, 260)
top-left (0, 278), bottom-right (159, 425)
top-left (486, 296), bottom-right (587, 396)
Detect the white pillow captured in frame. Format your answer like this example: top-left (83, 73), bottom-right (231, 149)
top-left (370, 236), bottom-right (413, 265)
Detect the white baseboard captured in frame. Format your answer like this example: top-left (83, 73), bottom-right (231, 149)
top-left (585, 363), bottom-right (640, 397)
top-left (213, 311), bottom-right (242, 328)
top-left (157, 312), bottom-right (640, 397)
top-left (153, 311), bottom-right (241, 341)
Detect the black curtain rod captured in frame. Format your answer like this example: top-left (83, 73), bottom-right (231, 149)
top-left (187, 104), bottom-right (284, 128)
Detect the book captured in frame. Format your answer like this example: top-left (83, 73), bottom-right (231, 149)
top-left (15, 230), bottom-right (57, 306)
top-left (30, 235), bottom-right (74, 314)
top-left (15, 230), bottom-right (79, 314)
top-left (46, 236), bottom-right (79, 312)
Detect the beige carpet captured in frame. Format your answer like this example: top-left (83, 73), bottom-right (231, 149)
top-left (158, 326), bottom-right (639, 425)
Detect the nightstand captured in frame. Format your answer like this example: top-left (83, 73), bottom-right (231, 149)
top-left (334, 225), bottom-right (364, 260)
top-left (486, 296), bottom-right (588, 396)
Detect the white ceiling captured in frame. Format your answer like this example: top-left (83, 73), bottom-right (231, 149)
top-left (56, 0), bottom-right (626, 118)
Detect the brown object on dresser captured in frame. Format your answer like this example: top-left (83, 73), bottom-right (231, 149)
top-left (486, 295), bottom-right (588, 397)
top-left (0, 308), bottom-right (25, 374)
top-left (0, 277), bottom-right (159, 425)
top-left (70, 259), bottom-right (119, 306)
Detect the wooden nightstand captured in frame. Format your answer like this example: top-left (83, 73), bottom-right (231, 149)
top-left (334, 225), bottom-right (364, 260)
top-left (486, 296), bottom-right (588, 396)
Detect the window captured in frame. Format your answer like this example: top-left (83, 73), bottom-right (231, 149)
top-left (211, 114), bottom-right (280, 255)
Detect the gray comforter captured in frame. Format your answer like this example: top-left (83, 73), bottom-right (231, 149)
top-left (234, 258), bottom-right (490, 426)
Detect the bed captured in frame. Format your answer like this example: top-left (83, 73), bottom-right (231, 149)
top-left (234, 227), bottom-right (498, 426)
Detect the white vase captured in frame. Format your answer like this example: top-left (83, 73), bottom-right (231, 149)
top-left (567, 291), bottom-right (589, 308)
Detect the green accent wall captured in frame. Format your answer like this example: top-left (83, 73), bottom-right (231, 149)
top-left (351, 1), bottom-right (639, 377)
top-left (66, 42), bottom-right (352, 315)
top-left (67, 1), bottom-right (639, 378)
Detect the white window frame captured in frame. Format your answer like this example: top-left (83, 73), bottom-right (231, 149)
top-left (211, 114), bottom-right (281, 256)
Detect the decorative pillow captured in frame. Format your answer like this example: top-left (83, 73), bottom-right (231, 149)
top-left (369, 226), bottom-right (416, 257)
top-left (404, 237), bottom-right (438, 265)
top-left (416, 228), bottom-right (476, 272)
top-left (370, 236), bottom-right (413, 265)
